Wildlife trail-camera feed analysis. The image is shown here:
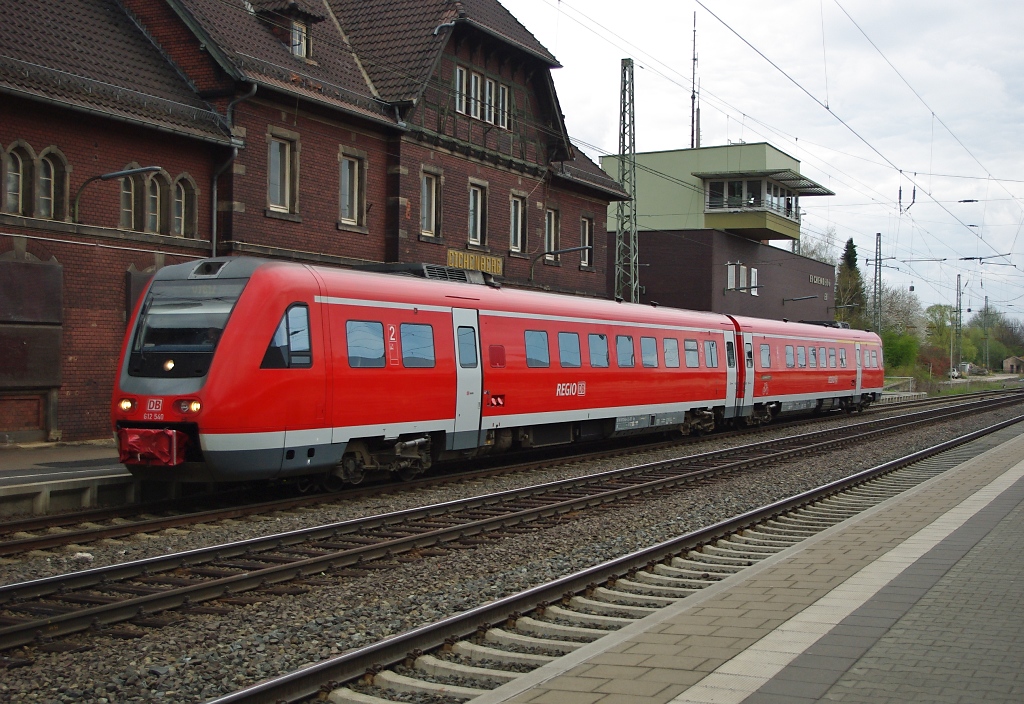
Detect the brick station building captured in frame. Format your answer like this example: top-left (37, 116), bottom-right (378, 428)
top-left (0, 0), bottom-right (626, 443)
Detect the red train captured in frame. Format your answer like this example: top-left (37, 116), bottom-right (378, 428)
top-left (111, 257), bottom-right (884, 483)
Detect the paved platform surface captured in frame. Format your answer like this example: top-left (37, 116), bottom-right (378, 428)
top-left (0, 441), bottom-right (124, 487)
top-left (472, 426), bottom-right (1024, 704)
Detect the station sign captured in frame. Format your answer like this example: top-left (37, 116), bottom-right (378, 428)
top-left (447, 249), bottom-right (503, 276)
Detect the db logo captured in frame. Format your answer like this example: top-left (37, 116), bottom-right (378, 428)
top-left (146, 399), bottom-right (163, 412)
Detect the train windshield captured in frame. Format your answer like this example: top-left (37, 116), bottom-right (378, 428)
top-left (128, 279), bottom-right (246, 377)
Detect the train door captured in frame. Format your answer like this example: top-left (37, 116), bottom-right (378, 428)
top-left (451, 308), bottom-right (483, 450)
top-left (855, 343), bottom-right (863, 395)
top-left (741, 333), bottom-right (756, 413)
top-left (724, 331), bottom-right (738, 417)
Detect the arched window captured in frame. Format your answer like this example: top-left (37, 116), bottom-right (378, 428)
top-left (171, 176), bottom-right (198, 238)
top-left (146, 178), bottom-right (160, 232)
top-left (120, 176), bottom-right (135, 229)
top-left (5, 151), bottom-right (24, 214)
top-left (172, 181), bottom-right (185, 235)
top-left (38, 156), bottom-right (54, 219)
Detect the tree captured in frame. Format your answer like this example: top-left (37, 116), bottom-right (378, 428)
top-left (834, 238), bottom-right (867, 328)
top-left (796, 225), bottom-right (838, 266)
top-left (867, 283), bottom-right (923, 336)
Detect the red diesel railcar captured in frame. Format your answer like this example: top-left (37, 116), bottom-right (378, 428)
top-left (112, 258), bottom-right (884, 482)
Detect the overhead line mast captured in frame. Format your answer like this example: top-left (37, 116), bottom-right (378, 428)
top-left (614, 57), bottom-right (639, 303)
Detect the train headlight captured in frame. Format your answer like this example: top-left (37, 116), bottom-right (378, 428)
top-left (177, 399), bottom-right (202, 414)
top-left (118, 398), bottom-right (136, 413)
top-left (163, 359), bottom-right (175, 372)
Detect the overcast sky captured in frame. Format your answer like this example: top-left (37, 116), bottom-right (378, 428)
top-left (500, 0), bottom-right (1024, 322)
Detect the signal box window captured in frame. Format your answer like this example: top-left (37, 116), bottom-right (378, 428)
top-left (641, 337), bottom-right (658, 367)
top-left (457, 327), bottom-right (478, 368)
top-left (346, 320), bottom-right (385, 368)
top-left (683, 339), bottom-right (700, 368)
top-left (664, 338), bottom-right (680, 368)
top-left (616, 335), bottom-right (634, 368)
top-left (262, 305), bottom-right (312, 369)
top-left (525, 330), bottom-right (549, 367)
top-left (797, 346), bottom-right (807, 368)
top-left (400, 324), bottom-right (435, 368)
top-left (704, 340), bottom-right (719, 368)
top-left (760, 344), bottom-right (771, 368)
top-left (785, 345), bottom-right (795, 368)
top-left (558, 332), bottom-right (581, 368)
top-left (588, 333), bottom-right (609, 368)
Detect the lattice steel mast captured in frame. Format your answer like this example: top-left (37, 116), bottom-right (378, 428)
top-left (614, 58), bottom-right (638, 303)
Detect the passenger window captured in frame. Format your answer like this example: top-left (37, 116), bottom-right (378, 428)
top-left (828, 348), bottom-right (836, 368)
top-left (346, 320), bottom-right (384, 368)
top-left (641, 336), bottom-right (658, 367)
top-left (760, 344), bottom-right (771, 368)
top-left (819, 347), bottom-right (827, 366)
top-left (726, 341), bottom-right (735, 368)
top-left (400, 323), bottom-right (435, 368)
top-left (664, 338), bottom-right (680, 368)
top-left (261, 304), bottom-right (312, 369)
top-left (797, 346), bottom-right (806, 368)
top-left (872, 350), bottom-right (878, 367)
top-left (839, 348), bottom-right (847, 368)
top-left (457, 326), bottom-right (478, 368)
top-left (704, 340), bottom-right (718, 368)
top-left (785, 345), bottom-right (795, 368)
top-left (745, 342), bottom-right (754, 368)
top-left (525, 330), bottom-right (549, 367)
top-left (489, 345), bottom-right (506, 368)
top-left (558, 332), bottom-right (581, 368)
top-left (809, 347), bottom-right (817, 368)
top-left (616, 335), bottom-right (634, 367)
top-left (683, 339), bottom-right (699, 368)
top-left (588, 333), bottom-right (609, 368)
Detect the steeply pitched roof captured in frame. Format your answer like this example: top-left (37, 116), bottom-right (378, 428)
top-left (329, 0), bottom-right (558, 104)
top-left (552, 148), bottom-right (631, 201)
top-left (0, 0), bottom-right (229, 143)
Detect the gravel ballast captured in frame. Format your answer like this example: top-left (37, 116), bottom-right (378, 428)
top-left (0, 403), bottom-right (1021, 703)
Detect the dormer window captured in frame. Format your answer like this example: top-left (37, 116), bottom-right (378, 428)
top-left (290, 20), bottom-right (308, 58)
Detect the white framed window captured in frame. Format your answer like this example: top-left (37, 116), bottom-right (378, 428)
top-left (421, 172), bottom-right (439, 236)
top-left (739, 265), bottom-right (747, 291)
top-left (509, 195), bottom-right (525, 252)
top-left (339, 155), bottom-right (360, 225)
top-left (580, 216), bottom-right (593, 266)
top-left (726, 262), bottom-right (736, 290)
top-left (469, 73), bottom-right (481, 119)
top-left (268, 137), bottom-right (293, 212)
top-left (172, 181), bottom-right (185, 236)
top-left (5, 151), bottom-right (24, 214)
top-left (468, 184), bottom-right (485, 245)
top-left (544, 208), bottom-right (559, 259)
top-left (750, 267), bottom-right (758, 295)
top-left (38, 156), bottom-right (54, 219)
top-left (120, 176), bottom-right (135, 229)
top-left (290, 21), bottom-right (308, 58)
top-left (484, 79), bottom-right (495, 123)
top-left (455, 66), bottom-right (467, 114)
top-left (498, 85), bottom-right (510, 129)
top-left (146, 178), bottom-right (160, 232)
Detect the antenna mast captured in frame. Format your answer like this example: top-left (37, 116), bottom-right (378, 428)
top-left (690, 12), bottom-right (698, 149)
top-left (614, 58), bottom-right (639, 303)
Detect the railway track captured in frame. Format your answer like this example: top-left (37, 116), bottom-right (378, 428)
top-left (1, 390), bottom-right (1014, 556)
top-left (204, 412), bottom-right (1024, 704)
top-left (0, 394), bottom-right (1019, 654)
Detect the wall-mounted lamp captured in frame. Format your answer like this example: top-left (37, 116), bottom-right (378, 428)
top-left (782, 295), bottom-right (818, 305)
top-left (73, 166), bottom-right (162, 224)
top-left (529, 245), bottom-right (593, 281)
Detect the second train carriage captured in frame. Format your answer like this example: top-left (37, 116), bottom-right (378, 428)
top-left (112, 257), bottom-right (884, 483)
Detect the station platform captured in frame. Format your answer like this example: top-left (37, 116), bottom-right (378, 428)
top-left (473, 427), bottom-right (1024, 704)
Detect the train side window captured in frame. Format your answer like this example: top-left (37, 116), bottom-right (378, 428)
top-left (760, 343), bottom-right (771, 368)
top-left (829, 348), bottom-right (837, 368)
top-left (525, 330), bottom-right (549, 367)
top-left (664, 338), bottom-right (680, 368)
top-left (818, 347), bottom-right (826, 366)
top-left (616, 335), bottom-right (635, 367)
top-left (400, 323), bottom-right (435, 368)
top-left (641, 336), bottom-right (659, 367)
top-left (797, 346), bottom-right (807, 368)
top-left (704, 340), bottom-right (718, 368)
top-left (745, 342), bottom-right (754, 368)
top-left (588, 333), bottom-right (609, 368)
top-left (726, 341), bottom-right (735, 368)
top-left (261, 304), bottom-right (312, 369)
top-left (558, 332), bottom-right (581, 368)
top-left (346, 320), bottom-right (385, 368)
top-left (785, 345), bottom-right (795, 368)
top-left (872, 350), bottom-right (878, 367)
top-left (809, 347), bottom-right (817, 368)
top-left (683, 339), bottom-right (699, 368)
top-left (489, 345), bottom-right (506, 368)
top-left (839, 348), bottom-right (847, 368)
top-left (457, 326), bottom-right (478, 368)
